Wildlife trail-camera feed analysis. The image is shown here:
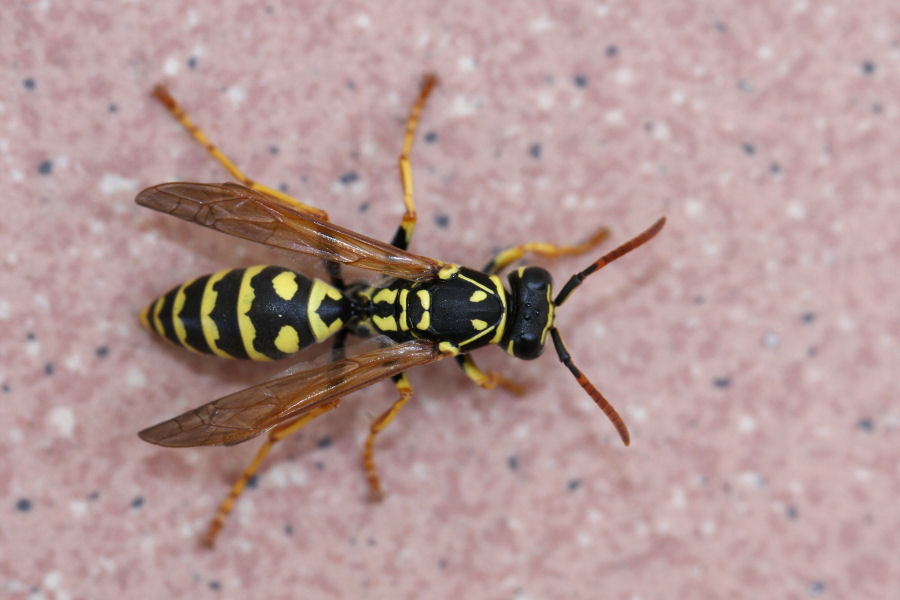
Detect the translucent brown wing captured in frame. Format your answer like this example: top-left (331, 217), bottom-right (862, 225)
top-left (136, 182), bottom-right (442, 282)
top-left (139, 340), bottom-right (442, 447)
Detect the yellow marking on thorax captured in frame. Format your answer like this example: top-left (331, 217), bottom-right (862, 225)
top-left (438, 264), bottom-right (459, 279)
top-left (471, 319), bottom-right (487, 331)
top-left (457, 273), bottom-right (494, 295)
top-left (399, 289), bottom-right (410, 331)
top-left (469, 290), bottom-right (488, 302)
top-left (238, 266), bottom-right (269, 361)
top-left (274, 325), bottom-right (300, 354)
top-left (438, 341), bottom-right (460, 356)
top-left (373, 315), bottom-right (398, 332)
top-left (417, 290), bottom-right (431, 309)
top-left (272, 270), bottom-right (299, 300)
top-left (307, 279), bottom-right (346, 341)
top-left (373, 288), bottom-right (399, 305)
top-left (416, 311), bottom-right (431, 330)
top-left (201, 270), bottom-right (232, 358)
top-left (173, 277), bottom-right (201, 353)
top-left (489, 274), bottom-right (507, 345)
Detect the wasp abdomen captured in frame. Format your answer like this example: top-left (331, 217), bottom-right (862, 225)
top-left (139, 265), bottom-right (351, 360)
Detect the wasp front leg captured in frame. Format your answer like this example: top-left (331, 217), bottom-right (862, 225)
top-left (390, 74), bottom-right (438, 250)
top-left (455, 354), bottom-right (524, 396)
top-left (483, 226), bottom-right (611, 274)
top-left (151, 85), bottom-right (329, 220)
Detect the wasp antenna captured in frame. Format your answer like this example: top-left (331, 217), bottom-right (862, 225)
top-left (550, 328), bottom-right (630, 446)
top-left (554, 216), bottom-right (666, 307)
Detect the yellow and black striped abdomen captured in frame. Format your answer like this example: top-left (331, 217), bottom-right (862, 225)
top-left (139, 265), bottom-right (351, 360)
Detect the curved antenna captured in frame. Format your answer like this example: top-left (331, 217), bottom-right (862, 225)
top-left (554, 216), bottom-right (666, 306)
top-left (551, 328), bottom-right (630, 445)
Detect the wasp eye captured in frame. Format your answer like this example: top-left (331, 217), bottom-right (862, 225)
top-left (503, 267), bottom-right (553, 359)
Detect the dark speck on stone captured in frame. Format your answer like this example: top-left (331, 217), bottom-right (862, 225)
top-left (872, 103), bottom-right (883, 114)
top-left (108, 103), bottom-right (118, 113)
top-left (95, 346), bottom-right (109, 358)
top-left (131, 496), bottom-right (144, 509)
top-left (278, 183), bottom-right (289, 193)
top-left (359, 202), bottom-right (370, 212)
top-left (24, 78), bottom-right (36, 90)
top-left (507, 455), bottom-right (519, 470)
top-left (424, 131), bottom-right (438, 143)
top-left (16, 498), bottom-right (32, 512)
top-left (209, 581), bottom-right (221, 591)
top-left (769, 162), bottom-right (781, 174)
top-left (44, 363), bottom-right (54, 376)
top-left (528, 143), bottom-right (541, 158)
top-left (861, 61), bottom-right (876, 75)
top-left (742, 142), bottom-right (756, 155)
top-left (786, 505), bottom-right (798, 519)
top-left (88, 491), bottom-right (100, 501)
top-left (801, 312), bottom-right (816, 323)
top-left (808, 581), bottom-right (825, 596)
top-left (573, 75), bottom-right (588, 88)
top-left (284, 524), bottom-right (294, 535)
top-left (269, 145), bottom-right (279, 155)
top-left (713, 377), bottom-right (731, 389)
top-left (858, 418), bottom-right (875, 432)
top-left (435, 214), bottom-right (450, 229)
top-left (38, 160), bottom-right (53, 175)
top-left (318, 435), bottom-right (332, 448)
top-left (737, 79), bottom-right (755, 92)
top-left (187, 56), bottom-right (197, 69)
top-left (567, 478), bottom-right (581, 491)
top-left (339, 171), bottom-right (358, 185)
top-left (714, 21), bottom-right (728, 32)
top-left (438, 558), bottom-right (448, 569)
top-left (247, 474), bottom-right (258, 489)
top-left (606, 45), bottom-right (618, 57)
top-left (1, 383), bottom-right (10, 393)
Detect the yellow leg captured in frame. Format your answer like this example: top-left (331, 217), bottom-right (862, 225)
top-left (201, 399), bottom-right (340, 548)
top-left (483, 226), bottom-right (611, 274)
top-left (363, 373), bottom-right (414, 501)
top-left (456, 354), bottom-right (524, 396)
top-left (391, 74), bottom-right (439, 250)
top-left (151, 85), bottom-right (329, 220)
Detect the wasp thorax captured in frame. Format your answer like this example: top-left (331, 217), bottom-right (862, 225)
top-left (501, 266), bottom-right (554, 359)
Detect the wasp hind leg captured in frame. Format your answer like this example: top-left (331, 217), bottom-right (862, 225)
top-left (390, 74), bottom-right (438, 250)
top-left (483, 226), bottom-right (611, 274)
top-left (201, 398), bottom-right (340, 548)
top-left (455, 354), bottom-right (524, 396)
top-left (151, 85), bottom-right (328, 220)
top-left (363, 372), bottom-right (416, 501)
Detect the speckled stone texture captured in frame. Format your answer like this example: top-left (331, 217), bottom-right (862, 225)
top-left (2, 2), bottom-right (898, 599)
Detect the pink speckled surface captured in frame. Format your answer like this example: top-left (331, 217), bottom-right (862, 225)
top-left (2, 2), bottom-right (899, 599)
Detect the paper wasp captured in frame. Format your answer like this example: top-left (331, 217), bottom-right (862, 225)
top-left (136, 74), bottom-right (665, 547)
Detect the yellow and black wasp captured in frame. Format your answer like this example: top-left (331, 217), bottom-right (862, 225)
top-left (136, 74), bottom-right (666, 546)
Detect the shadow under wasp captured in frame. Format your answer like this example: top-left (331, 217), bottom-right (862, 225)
top-left (136, 74), bottom-right (666, 547)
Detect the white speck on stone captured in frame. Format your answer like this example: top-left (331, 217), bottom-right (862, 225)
top-left (89, 220), bottom-right (105, 234)
top-left (69, 500), bottom-right (87, 517)
top-left (457, 56), bottom-right (476, 72)
top-left (26, 338), bottom-right (40, 357)
top-left (354, 13), bottom-right (371, 28)
top-left (593, 322), bottom-right (607, 338)
top-left (99, 174), bottom-right (138, 196)
top-left (48, 407), bottom-right (76, 437)
top-left (739, 414), bottom-right (758, 434)
top-left (9, 428), bottom-right (24, 443)
top-left (670, 486), bottom-right (687, 509)
top-left (163, 56), bottom-right (180, 76)
top-left (738, 471), bottom-right (765, 488)
top-left (530, 16), bottom-right (555, 31)
top-left (577, 532), bottom-right (593, 547)
top-left (0, 299), bottom-right (9, 319)
top-left (786, 202), bottom-right (806, 219)
top-left (684, 199), bottom-right (703, 218)
top-left (412, 461), bottom-right (429, 479)
top-left (11, 169), bottom-right (24, 182)
top-left (837, 315), bottom-right (856, 332)
top-left (670, 90), bottom-right (686, 105)
top-left (594, 4), bottom-right (609, 17)
top-left (702, 242), bottom-right (720, 256)
top-left (537, 89), bottom-right (555, 110)
top-left (562, 193), bottom-right (578, 209)
top-left (629, 405), bottom-right (647, 423)
top-left (63, 353), bottom-right (82, 372)
top-left (450, 95), bottom-right (477, 117)
top-left (854, 468), bottom-right (872, 482)
top-left (226, 86), bottom-right (246, 107)
top-left (615, 68), bottom-right (634, 86)
top-left (513, 423), bottom-right (530, 440)
top-left (652, 121), bottom-right (671, 141)
top-left (43, 571), bottom-right (62, 590)
top-left (126, 366), bottom-right (147, 388)
top-left (700, 518), bottom-right (717, 536)
top-left (757, 45), bottom-right (774, 61)
top-left (186, 9), bottom-right (199, 27)
top-left (604, 108), bottom-right (625, 125)
top-left (762, 332), bottom-right (780, 348)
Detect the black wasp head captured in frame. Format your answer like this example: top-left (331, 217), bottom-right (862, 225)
top-left (501, 266), bottom-right (554, 360)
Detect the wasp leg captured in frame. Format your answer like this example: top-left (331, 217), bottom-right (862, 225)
top-left (363, 372), bottom-right (414, 501)
top-left (201, 398), bottom-right (340, 548)
top-left (151, 85), bottom-right (328, 220)
top-left (455, 354), bottom-right (524, 396)
top-left (482, 226), bottom-right (611, 274)
top-left (390, 74), bottom-right (439, 250)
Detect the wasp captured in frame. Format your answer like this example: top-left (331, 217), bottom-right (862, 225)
top-left (136, 74), bottom-right (666, 547)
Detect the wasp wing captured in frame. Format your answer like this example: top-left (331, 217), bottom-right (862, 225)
top-left (139, 340), bottom-right (442, 447)
top-left (136, 182), bottom-right (441, 282)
